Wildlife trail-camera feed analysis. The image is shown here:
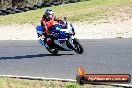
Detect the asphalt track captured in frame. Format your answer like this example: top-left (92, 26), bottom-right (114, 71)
top-left (0, 39), bottom-right (132, 84)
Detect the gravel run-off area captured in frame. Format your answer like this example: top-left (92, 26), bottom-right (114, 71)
top-left (0, 20), bottom-right (132, 40)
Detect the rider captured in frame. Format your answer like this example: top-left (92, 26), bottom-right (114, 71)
top-left (41, 9), bottom-right (60, 45)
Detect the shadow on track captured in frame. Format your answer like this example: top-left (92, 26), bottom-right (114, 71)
top-left (0, 53), bottom-right (74, 60)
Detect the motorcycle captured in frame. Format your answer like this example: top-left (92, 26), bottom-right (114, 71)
top-left (36, 17), bottom-right (84, 55)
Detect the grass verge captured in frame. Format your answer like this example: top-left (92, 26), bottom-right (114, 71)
top-left (0, 0), bottom-right (132, 25)
top-left (0, 77), bottom-right (123, 88)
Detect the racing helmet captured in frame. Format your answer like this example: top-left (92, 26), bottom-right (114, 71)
top-left (45, 9), bottom-right (54, 20)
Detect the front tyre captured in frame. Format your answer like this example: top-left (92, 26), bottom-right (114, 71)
top-left (46, 45), bottom-right (59, 55)
top-left (73, 38), bottom-right (84, 54)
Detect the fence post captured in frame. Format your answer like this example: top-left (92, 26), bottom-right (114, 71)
top-left (0, 0), bottom-right (4, 8)
top-left (12, 0), bottom-right (16, 7)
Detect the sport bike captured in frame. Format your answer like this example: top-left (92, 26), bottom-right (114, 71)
top-left (36, 17), bottom-right (84, 55)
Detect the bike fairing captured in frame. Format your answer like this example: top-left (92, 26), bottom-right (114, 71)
top-left (36, 18), bottom-right (84, 54)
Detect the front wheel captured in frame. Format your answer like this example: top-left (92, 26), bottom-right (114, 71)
top-left (46, 44), bottom-right (59, 55)
top-left (73, 38), bottom-right (84, 54)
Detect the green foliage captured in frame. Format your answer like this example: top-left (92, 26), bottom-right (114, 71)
top-left (64, 82), bottom-right (79, 88)
top-left (0, 0), bottom-right (132, 25)
top-left (0, 0), bottom-right (12, 8)
top-left (0, 77), bottom-right (123, 88)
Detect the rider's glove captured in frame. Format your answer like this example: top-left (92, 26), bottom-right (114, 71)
top-left (51, 32), bottom-right (58, 38)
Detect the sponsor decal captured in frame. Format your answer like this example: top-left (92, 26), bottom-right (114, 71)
top-left (59, 40), bottom-right (65, 44)
top-left (76, 67), bottom-right (131, 85)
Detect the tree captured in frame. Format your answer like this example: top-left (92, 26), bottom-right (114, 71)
top-left (12, 0), bottom-right (25, 7)
top-left (12, 0), bottom-right (16, 7)
top-left (0, 0), bottom-right (4, 7)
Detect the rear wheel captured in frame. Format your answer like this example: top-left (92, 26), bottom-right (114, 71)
top-left (73, 38), bottom-right (84, 54)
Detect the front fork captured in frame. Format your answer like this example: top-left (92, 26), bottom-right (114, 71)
top-left (38, 39), bottom-right (48, 48)
top-left (68, 36), bottom-right (75, 49)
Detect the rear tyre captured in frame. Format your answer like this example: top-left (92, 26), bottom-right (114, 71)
top-left (73, 38), bottom-right (84, 54)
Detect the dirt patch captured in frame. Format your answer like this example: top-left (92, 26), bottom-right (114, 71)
top-left (0, 24), bottom-right (37, 40)
top-left (0, 20), bottom-right (132, 40)
top-left (74, 20), bottom-right (132, 39)
top-left (97, 5), bottom-right (132, 23)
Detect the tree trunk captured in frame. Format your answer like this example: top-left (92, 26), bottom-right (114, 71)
top-left (12, 0), bottom-right (16, 7)
top-left (12, 0), bottom-right (25, 7)
top-left (0, 0), bottom-right (4, 8)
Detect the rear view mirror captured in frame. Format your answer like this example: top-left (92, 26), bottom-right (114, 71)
top-left (64, 17), bottom-right (67, 21)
